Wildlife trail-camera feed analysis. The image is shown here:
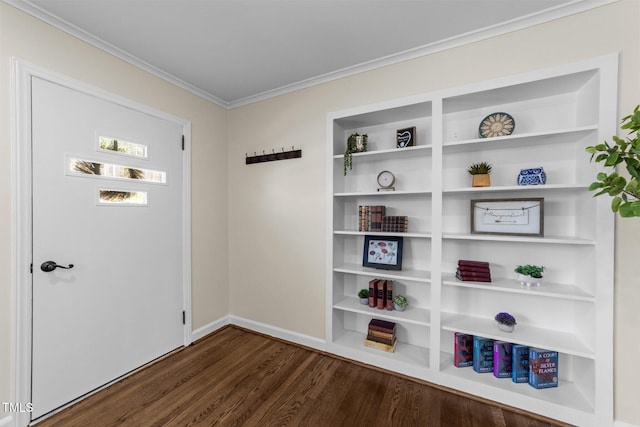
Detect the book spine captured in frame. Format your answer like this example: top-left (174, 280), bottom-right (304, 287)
top-left (368, 329), bottom-right (394, 340)
top-left (385, 280), bottom-right (393, 310)
top-left (368, 319), bottom-right (396, 333)
top-left (457, 265), bottom-right (492, 273)
top-left (512, 345), bottom-right (529, 383)
top-left (493, 342), bottom-right (513, 378)
top-left (454, 333), bottom-right (474, 368)
top-left (366, 334), bottom-right (394, 345)
top-left (368, 279), bottom-right (378, 308)
top-left (528, 348), bottom-right (559, 389)
top-left (473, 336), bottom-right (494, 373)
top-left (458, 260), bottom-right (490, 268)
top-left (364, 338), bottom-right (397, 353)
top-left (377, 280), bottom-right (386, 309)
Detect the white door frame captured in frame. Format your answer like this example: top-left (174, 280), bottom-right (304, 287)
top-left (10, 59), bottom-right (193, 427)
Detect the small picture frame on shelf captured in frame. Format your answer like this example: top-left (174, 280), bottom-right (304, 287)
top-left (363, 235), bottom-right (403, 270)
top-left (471, 198), bottom-right (544, 237)
top-left (396, 127), bottom-right (416, 148)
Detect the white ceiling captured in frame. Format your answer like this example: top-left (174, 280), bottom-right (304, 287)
top-left (7, 0), bottom-right (613, 108)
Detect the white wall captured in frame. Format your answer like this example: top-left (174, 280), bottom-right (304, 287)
top-left (227, 1), bottom-right (639, 425)
top-left (0, 1), bottom-right (229, 416)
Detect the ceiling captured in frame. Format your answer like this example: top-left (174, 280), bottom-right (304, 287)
top-left (7, 0), bottom-right (613, 108)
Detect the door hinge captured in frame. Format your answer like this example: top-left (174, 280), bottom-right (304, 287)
top-left (182, 310), bottom-right (186, 325)
top-left (181, 135), bottom-right (185, 151)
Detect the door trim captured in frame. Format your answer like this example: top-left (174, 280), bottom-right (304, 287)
top-left (11, 59), bottom-right (193, 426)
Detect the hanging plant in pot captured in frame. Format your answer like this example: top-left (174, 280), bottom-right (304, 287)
top-left (514, 265), bottom-right (544, 286)
top-left (344, 133), bottom-right (368, 175)
top-left (495, 312), bottom-right (517, 333)
top-left (468, 161), bottom-right (492, 187)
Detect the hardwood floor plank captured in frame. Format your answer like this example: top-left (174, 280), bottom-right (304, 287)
top-left (35, 326), bottom-right (571, 427)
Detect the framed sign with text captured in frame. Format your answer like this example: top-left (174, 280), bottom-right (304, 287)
top-left (470, 198), bottom-right (544, 237)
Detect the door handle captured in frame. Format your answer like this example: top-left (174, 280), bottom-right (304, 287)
top-left (40, 261), bottom-right (74, 272)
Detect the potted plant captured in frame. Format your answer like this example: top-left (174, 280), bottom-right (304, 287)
top-left (467, 161), bottom-right (492, 187)
top-left (514, 264), bottom-right (544, 286)
top-left (495, 312), bottom-right (517, 333)
top-left (344, 133), bottom-right (368, 175)
top-left (357, 289), bottom-right (369, 304)
top-left (586, 105), bottom-right (640, 217)
top-left (393, 295), bottom-right (408, 311)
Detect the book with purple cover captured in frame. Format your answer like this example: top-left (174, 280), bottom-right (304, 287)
top-left (493, 341), bottom-right (513, 378)
top-left (454, 333), bottom-right (474, 368)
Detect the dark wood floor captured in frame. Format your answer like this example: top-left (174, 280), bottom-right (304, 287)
top-left (36, 326), bottom-right (570, 427)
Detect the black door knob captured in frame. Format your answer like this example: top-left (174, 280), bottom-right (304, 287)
top-left (40, 261), bottom-right (74, 272)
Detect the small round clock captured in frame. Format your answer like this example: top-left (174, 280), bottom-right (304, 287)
top-left (377, 170), bottom-right (396, 191)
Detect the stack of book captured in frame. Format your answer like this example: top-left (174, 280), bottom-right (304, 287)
top-left (456, 259), bottom-right (491, 282)
top-left (381, 215), bottom-right (408, 232)
top-left (359, 205), bottom-right (386, 232)
top-left (368, 279), bottom-right (393, 310)
top-left (365, 319), bottom-right (397, 352)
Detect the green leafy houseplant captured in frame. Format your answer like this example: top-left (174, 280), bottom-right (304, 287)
top-left (586, 105), bottom-right (640, 217)
top-left (357, 289), bottom-right (369, 299)
top-left (514, 264), bottom-right (544, 278)
top-left (344, 133), bottom-right (367, 175)
top-left (393, 295), bottom-right (408, 311)
top-left (467, 161), bottom-right (493, 175)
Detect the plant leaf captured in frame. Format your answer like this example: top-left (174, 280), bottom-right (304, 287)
top-left (611, 196), bottom-right (622, 212)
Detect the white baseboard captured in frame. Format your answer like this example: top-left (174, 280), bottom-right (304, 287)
top-left (228, 315), bottom-right (327, 352)
top-left (190, 315), bottom-right (231, 343)
top-left (614, 420), bottom-right (640, 427)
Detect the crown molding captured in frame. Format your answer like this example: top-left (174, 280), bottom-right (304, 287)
top-left (3, 0), bottom-right (618, 110)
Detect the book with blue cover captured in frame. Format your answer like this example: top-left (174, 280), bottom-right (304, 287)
top-left (529, 347), bottom-right (559, 389)
top-left (512, 345), bottom-right (529, 383)
top-left (473, 336), bottom-right (494, 373)
top-left (493, 341), bottom-right (513, 378)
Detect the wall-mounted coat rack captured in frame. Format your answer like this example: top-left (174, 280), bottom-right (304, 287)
top-left (246, 146), bottom-right (302, 165)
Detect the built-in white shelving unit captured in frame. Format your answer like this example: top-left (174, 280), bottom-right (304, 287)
top-left (326, 54), bottom-right (617, 426)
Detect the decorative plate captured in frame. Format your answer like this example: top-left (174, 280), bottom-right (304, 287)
top-left (479, 112), bottom-right (515, 138)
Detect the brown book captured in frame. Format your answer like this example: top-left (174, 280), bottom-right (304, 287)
top-left (368, 279), bottom-right (378, 308)
top-left (368, 319), bottom-right (396, 333)
top-left (456, 269), bottom-right (492, 279)
top-left (458, 260), bottom-right (490, 268)
top-left (376, 280), bottom-right (386, 309)
top-left (368, 329), bottom-right (394, 340)
top-left (366, 333), bottom-right (394, 346)
top-left (457, 265), bottom-right (491, 273)
top-left (385, 280), bottom-right (393, 310)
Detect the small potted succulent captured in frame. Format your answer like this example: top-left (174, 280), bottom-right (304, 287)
top-left (467, 161), bottom-right (492, 187)
top-left (393, 295), bottom-right (408, 311)
top-left (495, 312), bottom-right (517, 333)
top-left (357, 289), bottom-right (369, 305)
top-left (344, 132), bottom-right (368, 175)
top-left (514, 264), bottom-right (544, 286)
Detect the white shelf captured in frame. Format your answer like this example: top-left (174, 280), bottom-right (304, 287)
top-left (334, 296), bottom-right (430, 327)
top-left (443, 183), bottom-right (589, 194)
top-left (442, 273), bottom-right (595, 302)
top-left (334, 190), bottom-right (432, 197)
top-left (333, 144), bottom-right (432, 160)
top-left (333, 330), bottom-right (430, 368)
top-left (442, 232), bottom-right (595, 245)
top-left (440, 312), bottom-right (595, 359)
top-left (439, 354), bottom-right (595, 414)
top-left (333, 263), bottom-right (431, 283)
top-left (334, 230), bottom-right (432, 239)
top-left (442, 126), bottom-right (598, 152)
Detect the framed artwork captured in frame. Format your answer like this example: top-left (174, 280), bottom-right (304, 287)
top-left (363, 235), bottom-right (404, 270)
top-left (471, 198), bottom-right (544, 237)
top-left (396, 127), bottom-right (416, 148)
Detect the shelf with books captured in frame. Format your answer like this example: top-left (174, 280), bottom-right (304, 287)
top-left (334, 230), bottom-right (432, 239)
top-left (333, 296), bottom-right (430, 327)
top-left (438, 353), bottom-right (595, 417)
top-left (328, 55), bottom-right (616, 426)
top-left (440, 312), bottom-right (594, 359)
top-left (441, 273), bottom-right (595, 302)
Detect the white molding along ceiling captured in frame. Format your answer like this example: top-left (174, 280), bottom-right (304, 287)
top-left (4, 0), bottom-right (617, 109)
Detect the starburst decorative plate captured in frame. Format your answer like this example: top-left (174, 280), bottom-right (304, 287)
top-left (479, 112), bottom-right (515, 138)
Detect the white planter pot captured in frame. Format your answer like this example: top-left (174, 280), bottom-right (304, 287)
top-left (516, 273), bottom-right (542, 287)
top-left (498, 323), bottom-right (515, 333)
top-left (393, 303), bottom-right (406, 311)
top-left (360, 298), bottom-right (369, 305)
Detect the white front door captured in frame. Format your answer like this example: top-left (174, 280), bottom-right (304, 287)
top-left (30, 77), bottom-right (185, 420)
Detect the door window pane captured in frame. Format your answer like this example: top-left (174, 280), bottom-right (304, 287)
top-left (68, 158), bottom-right (166, 184)
top-left (98, 136), bottom-right (147, 158)
top-left (98, 189), bottom-right (148, 205)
